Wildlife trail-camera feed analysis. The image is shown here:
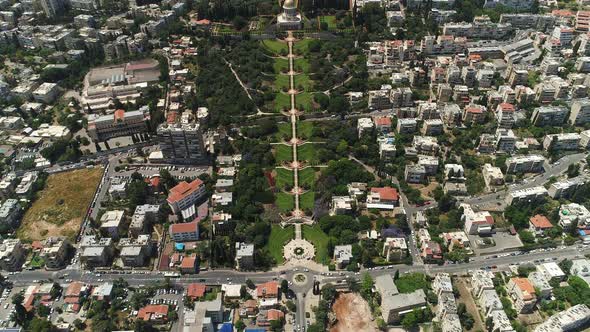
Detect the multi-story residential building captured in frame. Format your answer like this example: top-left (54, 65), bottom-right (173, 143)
top-left (484, 0), bottom-right (534, 10)
top-left (87, 109), bottom-right (149, 142)
top-left (461, 204), bottom-right (494, 235)
top-left (396, 118), bottom-right (417, 134)
top-left (130, 204), bottom-right (160, 237)
top-left (495, 129), bottom-right (516, 153)
top-left (166, 179), bottom-right (206, 219)
top-left (463, 105), bottom-right (486, 124)
top-left (569, 99), bottom-right (590, 125)
top-left (119, 235), bottom-right (153, 267)
top-left (538, 262), bottom-right (566, 282)
top-left (471, 270), bottom-right (495, 298)
top-left (334, 245), bottom-right (353, 269)
top-left (559, 203), bottom-right (590, 229)
top-left (99, 210), bottom-right (125, 239)
top-left (330, 196), bottom-right (354, 216)
top-left (374, 116), bottom-right (392, 133)
top-left (422, 119), bottom-right (444, 135)
top-left (507, 277), bottom-right (537, 313)
top-left (443, 16), bottom-right (512, 40)
top-left (413, 136), bottom-right (440, 155)
top-left (499, 14), bottom-right (555, 32)
top-left (79, 236), bottom-right (114, 268)
top-left (379, 135), bottom-right (397, 160)
top-left (235, 242), bottom-right (254, 271)
top-left (368, 89), bottom-right (392, 110)
top-left (0, 199), bottom-right (21, 231)
top-left (357, 118), bottom-right (374, 137)
top-left (40, 0), bottom-right (64, 17)
top-left (506, 186), bottom-right (549, 205)
top-left (405, 164), bottom-right (427, 184)
top-left (33, 83), bottom-right (59, 103)
top-left (482, 164), bottom-right (504, 189)
top-left (0, 239), bottom-right (25, 271)
top-left (418, 155), bottom-right (439, 175)
top-left (548, 175), bottom-right (589, 199)
top-left (496, 103), bottom-right (515, 128)
top-left (40, 237), bottom-right (70, 270)
top-left (505, 155), bottom-right (545, 174)
top-left (534, 304), bottom-right (590, 332)
top-left (390, 87), bottom-right (413, 107)
top-left (543, 133), bottom-right (581, 151)
top-left (534, 82), bottom-right (557, 104)
top-left (530, 106), bottom-right (568, 126)
top-left (169, 221), bottom-right (199, 242)
top-left (382, 237), bottom-right (407, 262)
top-left (157, 123), bottom-right (207, 165)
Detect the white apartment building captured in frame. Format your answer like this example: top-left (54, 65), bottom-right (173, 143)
top-left (505, 155), bottom-right (545, 174)
top-left (543, 133), bottom-right (581, 151)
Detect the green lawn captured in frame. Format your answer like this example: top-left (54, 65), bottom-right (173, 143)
top-left (265, 225), bottom-right (294, 265)
top-left (262, 40), bottom-right (289, 55)
top-left (319, 16), bottom-right (338, 29)
top-left (297, 122), bottom-right (314, 139)
top-left (293, 39), bottom-right (313, 54)
top-left (302, 224), bottom-right (330, 264)
top-left (273, 58), bottom-right (290, 73)
top-left (276, 192), bottom-right (295, 212)
top-left (298, 167), bottom-right (316, 188)
top-left (273, 93), bottom-right (292, 112)
top-left (294, 92), bottom-right (316, 112)
top-left (274, 145), bottom-right (292, 163)
top-left (276, 123), bottom-right (292, 141)
top-left (395, 273), bottom-right (431, 293)
top-left (297, 144), bottom-right (319, 164)
top-left (274, 74), bottom-right (291, 91)
top-left (294, 74), bottom-right (313, 92)
top-left (275, 168), bottom-right (294, 189)
top-left (293, 58), bottom-right (310, 73)
top-left (300, 191), bottom-right (315, 210)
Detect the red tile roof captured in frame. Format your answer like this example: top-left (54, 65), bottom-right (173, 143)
top-left (169, 221), bottom-right (199, 235)
top-left (267, 309), bottom-right (285, 321)
top-left (167, 179), bottom-right (204, 204)
top-left (371, 187), bottom-right (399, 201)
top-left (65, 282), bottom-right (84, 297)
top-left (257, 281), bottom-right (279, 298)
top-left (530, 214), bottom-right (553, 229)
top-left (180, 256), bottom-right (197, 269)
top-left (374, 116), bottom-right (392, 127)
top-left (498, 103), bottom-right (515, 112)
top-left (186, 283), bottom-right (206, 299)
top-left (138, 305), bottom-right (169, 321)
top-left (114, 109), bottom-right (125, 121)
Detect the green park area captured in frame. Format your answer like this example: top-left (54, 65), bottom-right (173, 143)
top-left (319, 16), bottom-right (338, 29)
top-left (273, 58), bottom-right (290, 73)
top-left (275, 168), bottom-right (294, 189)
top-left (265, 225), bottom-right (294, 264)
top-left (276, 192), bottom-right (295, 212)
top-left (274, 93), bottom-right (292, 112)
top-left (274, 74), bottom-right (291, 91)
top-left (262, 40), bottom-right (289, 55)
top-left (395, 273), bottom-right (431, 293)
top-left (297, 122), bottom-right (314, 139)
top-left (300, 191), bottom-right (315, 210)
top-left (294, 92), bottom-right (316, 112)
top-left (293, 39), bottom-right (313, 54)
top-left (298, 144), bottom-right (319, 164)
top-left (298, 167), bottom-right (316, 188)
top-left (302, 224), bottom-right (330, 264)
top-left (274, 145), bottom-right (293, 163)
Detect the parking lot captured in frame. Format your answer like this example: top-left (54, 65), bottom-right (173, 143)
top-left (0, 285), bottom-right (21, 328)
top-left (111, 165), bottom-right (211, 182)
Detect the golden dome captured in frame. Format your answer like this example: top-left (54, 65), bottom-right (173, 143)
top-left (283, 0), bottom-right (296, 9)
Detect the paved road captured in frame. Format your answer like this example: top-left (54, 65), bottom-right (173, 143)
top-left (8, 245), bottom-right (589, 288)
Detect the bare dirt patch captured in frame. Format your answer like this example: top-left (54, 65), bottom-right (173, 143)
top-left (330, 293), bottom-right (378, 332)
top-left (18, 168), bottom-right (103, 241)
top-left (455, 277), bottom-right (485, 332)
